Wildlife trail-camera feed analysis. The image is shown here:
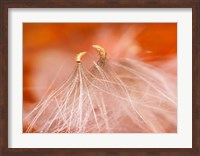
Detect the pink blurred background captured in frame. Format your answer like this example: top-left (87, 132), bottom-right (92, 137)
top-left (23, 23), bottom-right (177, 131)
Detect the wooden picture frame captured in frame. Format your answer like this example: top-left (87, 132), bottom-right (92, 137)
top-left (0, 0), bottom-right (199, 155)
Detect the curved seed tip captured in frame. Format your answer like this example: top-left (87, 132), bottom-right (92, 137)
top-left (75, 51), bottom-right (87, 63)
top-left (92, 45), bottom-right (106, 61)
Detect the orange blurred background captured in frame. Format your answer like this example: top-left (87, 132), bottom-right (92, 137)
top-left (23, 23), bottom-right (177, 112)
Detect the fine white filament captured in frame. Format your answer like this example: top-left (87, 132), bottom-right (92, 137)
top-left (24, 48), bottom-right (177, 133)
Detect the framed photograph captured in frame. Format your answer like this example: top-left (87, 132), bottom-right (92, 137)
top-left (0, 0), bottom-right (199, 156)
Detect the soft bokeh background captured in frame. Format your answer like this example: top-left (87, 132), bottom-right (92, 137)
top-left (23, 23), bottom-right (177, 123)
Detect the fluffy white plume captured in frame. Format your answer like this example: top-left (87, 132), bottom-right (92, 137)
top-left (24, 56), bottom-right (177, 133)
